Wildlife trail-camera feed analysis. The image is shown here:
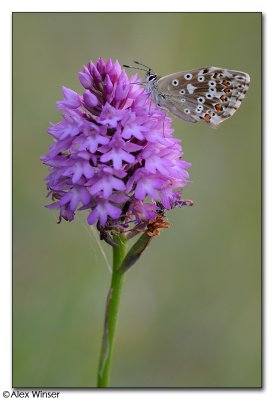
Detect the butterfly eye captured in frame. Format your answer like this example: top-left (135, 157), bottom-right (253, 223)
top-left (197, 96), bottom-right (205, 104)
top-left (172, 79), bottom-right (179, 86)
top-left (147, 73), bottom-right (157, 82)
top-left (179, 89), bottom-right (185, 95)
top-left (197, 76), bottom-right (205, 82)
top-left (184, 73), bottom-right (192, 80)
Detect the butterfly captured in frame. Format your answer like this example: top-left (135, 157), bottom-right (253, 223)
top-left (123, 61), bottom-right (250, 127)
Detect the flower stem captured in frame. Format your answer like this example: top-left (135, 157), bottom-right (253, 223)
top-left (97, 233), bottom-right (127, 388)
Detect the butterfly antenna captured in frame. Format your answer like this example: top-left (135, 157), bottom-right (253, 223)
top-left (123, 64), bottom-right (148, 73)
top-left (133, 60), bottom-right (151, 70)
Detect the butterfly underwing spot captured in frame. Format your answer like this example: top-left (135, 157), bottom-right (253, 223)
top-left (184, 73), bottom-right (192, 80)
top-left (187, 84), bottom-right (197, 94)
top-left (197, 75), bottom-right (205, 82)
top-left (184, 109), bottom-right (191, 114)
top-left (198, 68), bottom-right (209, 75)
top-left (196, 105), bottom-right (203, 113)
top-left (220, 95), bottom-right (228, 103)
top-left (222, 80), bottom-right (231, 87)
top-left (198, 96), bottom-right (205, 104)
top-left (180, 98), bottom-right (186, 103)
top-left (234, 75), bottom-right (245, 81)
top-left (179, 89), bottom-right (185, 95)
top-left (172, 79), bottom-right (179, 86)
top-left (203, 113), bottom-right (212, 122)
top-left (215, 104), bottom-right (224, 114)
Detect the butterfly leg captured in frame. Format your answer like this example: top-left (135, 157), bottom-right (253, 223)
top-left (129, 82), bottom-right (146, 86)
top-left (163, 111), bottom-right (167, 137)
top-left (148, 97), bottom-right (152, 115)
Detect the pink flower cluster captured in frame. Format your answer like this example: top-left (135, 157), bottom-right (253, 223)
top-left (41, 58), bottom-right (191, 229)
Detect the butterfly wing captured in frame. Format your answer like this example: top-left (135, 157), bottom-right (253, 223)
top-left (156, 67), bottom-right (250, 126)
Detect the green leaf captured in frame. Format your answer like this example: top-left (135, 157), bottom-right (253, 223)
top-left (119, 233), bottom-right (152, 272)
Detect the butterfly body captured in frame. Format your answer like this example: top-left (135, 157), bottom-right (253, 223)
top-left (144, 66), bottom-right (250, 127)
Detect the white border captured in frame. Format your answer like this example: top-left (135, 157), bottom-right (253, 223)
top-left (1, 1), bottom-right (272, 399)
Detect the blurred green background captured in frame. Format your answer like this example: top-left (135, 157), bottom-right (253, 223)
top-left (13, 13), bottom-right (261, 388)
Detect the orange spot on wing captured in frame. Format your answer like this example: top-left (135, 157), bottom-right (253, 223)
top-left (222, 80), bottom-right (231, 87)
top-left (203, 114), bottom-right (211, 121)
top-left (215, 104), bottom-right (223, 113)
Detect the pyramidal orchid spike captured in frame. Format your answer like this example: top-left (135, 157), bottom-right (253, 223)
top-left (41, 57), bottom-right (191, 237)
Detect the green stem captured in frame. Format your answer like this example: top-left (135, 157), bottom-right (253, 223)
top-left (97, 233), bottom-right (127, 388)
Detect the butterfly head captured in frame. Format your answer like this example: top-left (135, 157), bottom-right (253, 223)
top-left (146, 71), bottom-right (157, 83)
top-left (144, 70), bottom-right (157, 94)
top-left (123, 60), bottom-right (157, 90)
